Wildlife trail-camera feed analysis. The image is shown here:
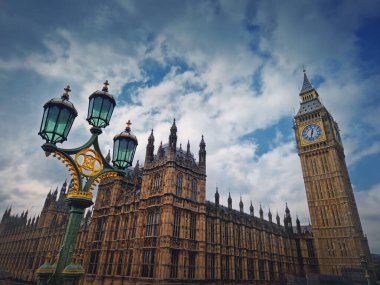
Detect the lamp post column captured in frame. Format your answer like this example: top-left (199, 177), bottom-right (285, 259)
top-left (54, 198), bottom-right (92, 283)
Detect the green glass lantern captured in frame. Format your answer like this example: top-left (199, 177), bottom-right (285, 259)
top-left (39, 86), bottom-right (78, 144)
top-left (113, 120), bottom-right (138, 169)
top-left (87, 80), bottom-right (116, 128)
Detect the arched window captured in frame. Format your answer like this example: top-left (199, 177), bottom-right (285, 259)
top-left (176, 174), bottom-right (182, 196)
top-left (191, 179), bottom-right (197, 201)
top-left (153, 174), bottom-right (161, 192)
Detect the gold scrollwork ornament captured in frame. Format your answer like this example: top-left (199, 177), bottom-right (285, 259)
top-left (74, 148), bottom-right (103, 177)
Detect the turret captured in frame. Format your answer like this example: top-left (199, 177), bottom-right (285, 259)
top-left (250, 201), bottom-right (254, 216)
top-left (259, 204), bottom-right (263, 219)
top-left (157, 141), bottom-right (164, 159)
top-left (199, 135), bottom-right (206, 168)
top-left (215, 187), bottom-right (219, 207)
top-left (276, 212), bottom-right (280, 226)
top-left (296, 216), bottom-right (301, 234)
top-left (44, 190), bottom-right (52, 208)
top-left (239, 196), bottom-right (244, 213)
top-left (168, 119), bottom-right (177, 153)
top-left (268, 208), bottom-right (272, 223)
top-left (284, 203), bottom-right (293, 233)
top-left (134, 160), bottom-right (140, 177)
top-left (145, 129), bottom-right (155, 163)
top-left (59, 180), bottom-right (67, 200)
top-left (52, 187), bottom-right (58, 201)
top-left (1, 207), bottom-right (10, 222)
top-left (186, 140), bottom-right (191, 157)
top-left (228, 192), bottom-right (232, 210)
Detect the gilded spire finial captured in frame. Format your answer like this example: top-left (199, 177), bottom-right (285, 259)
top-left (62, 85), bottom-right (71, 100)
top-left (126, 120), bottom-right (132, 132)
top-left (103, 80), bottom-right (110, 92)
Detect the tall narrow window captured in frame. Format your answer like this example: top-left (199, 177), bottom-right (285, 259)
top-left (235, 256), bottom-right (242, 280)
top-left (153, 174), bottom-right (161, 192)
top-left (122, 215), bottom-right (129, 239)
top-left (88, 251), bottom-right (99, 274)
top-left (259, 259), bottom-right (265, 280)
top-left (221, 255), bottom-right (229, 280)
top-left (306, 239), bottom-right (315, 257)
top-left (131, 213), bottom-right (137, 238)
top-left (170, 249), bottom-right (179, 278)
top-left (188, 251), bottom-right (196, 279)
top-left (191, 179), bottom-right (197, 201)
top-left (173, 209), bottom-right (181, 238)
top-left (257, 232), bottom-right (263, 250)
top-left (247, 258), bottom-right (254, 280)
top-left (206, 253), bottom-right (215, 279)
top-left (126, 250), bottom-right (133, 276)
top-left (237, 226), bottom-right (241, 247)
top-left (224, 222), bottom-right (229, 245)
top-left (116, 252), bottom-right (123, 275)
top-left (190, 213), bottom-right (196, 240)
top-left (208, 218), bottom-right (215, 243)
top-left (247, 229), bottom-right (253, 250)
top-left (146, 208), bottom-right (160, 237)
top-left (95, 218), bottom-right (106, 241)
top-left (278, 261), bottom-right (283, 280)
top-left (114, 216), bottom-right (120, 240)
top-left (107, 251), bottom-right (114, 275)
top-left (269, 260), bottom-right (274, 280)
top-left (141, 249), bottom-right (155, 278)
top-left (176, 174), bottom-right (183, 196)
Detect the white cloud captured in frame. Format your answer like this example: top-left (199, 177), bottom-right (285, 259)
top-left (357, 184), bottom-right (380, 253)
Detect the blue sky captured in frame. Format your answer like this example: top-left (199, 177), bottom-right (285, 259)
top-left (1, 0), bottom-right (380, 251)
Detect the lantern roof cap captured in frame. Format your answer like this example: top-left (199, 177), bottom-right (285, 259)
top-left (44, 85), bottom-right (78, 116)
top-left (114, 120), bottom-right (138, 144)
top-left (89, 80), bottom-right (116, 103)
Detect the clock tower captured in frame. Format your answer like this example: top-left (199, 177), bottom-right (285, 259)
top-left (294, 70), bottom-right (371, 275)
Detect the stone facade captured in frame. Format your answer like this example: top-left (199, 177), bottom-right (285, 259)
top-left (0, 74), bottom-right (373, 284)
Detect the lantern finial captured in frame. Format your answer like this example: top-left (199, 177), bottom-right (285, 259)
top-left (126, 120), bottom-right (132, 132)
top-left (102, 80), bottom-right (109, 92)
top-left (62, 85), bottom-right (71, 100)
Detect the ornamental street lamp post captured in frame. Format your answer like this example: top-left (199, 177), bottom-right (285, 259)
top-left (36, 82), bottom-right (138, 285)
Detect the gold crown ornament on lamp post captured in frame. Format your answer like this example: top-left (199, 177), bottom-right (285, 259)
top-left (37, 81), bottom-right (138, 285)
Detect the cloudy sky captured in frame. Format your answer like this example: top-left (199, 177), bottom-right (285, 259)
top-left (0, 0), bottom-right (380, 251)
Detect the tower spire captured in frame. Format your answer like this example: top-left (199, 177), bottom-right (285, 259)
top-left (169, 119), bottom-right (177, 153)
top-left (239, 196), bottom-right (244, 213)
top-left (215, 187), bottom-right (219, 207)
top-left (199, 135), bottom-right (206, 169)
top-left (145, 129), bottom-right (155, 163)
top-left (268, 208), bottom-right (272, 223)
top-left (186, 140), bottom-right (191, 156)
top-left (300, 68), bottom-right (314, 94)
top-left (250, 201), bottom-right (254, 216)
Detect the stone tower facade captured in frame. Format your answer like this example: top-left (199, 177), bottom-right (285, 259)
top-left (139, 119), bottom-right (207, 280)
top-left (293, 71), bottom-right (372, 275)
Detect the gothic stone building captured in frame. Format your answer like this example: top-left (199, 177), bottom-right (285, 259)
top-left (0, 73), bottom-right (373, 284)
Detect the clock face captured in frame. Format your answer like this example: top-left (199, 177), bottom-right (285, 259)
top-left (302, 124), bottom-right (322, 142)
